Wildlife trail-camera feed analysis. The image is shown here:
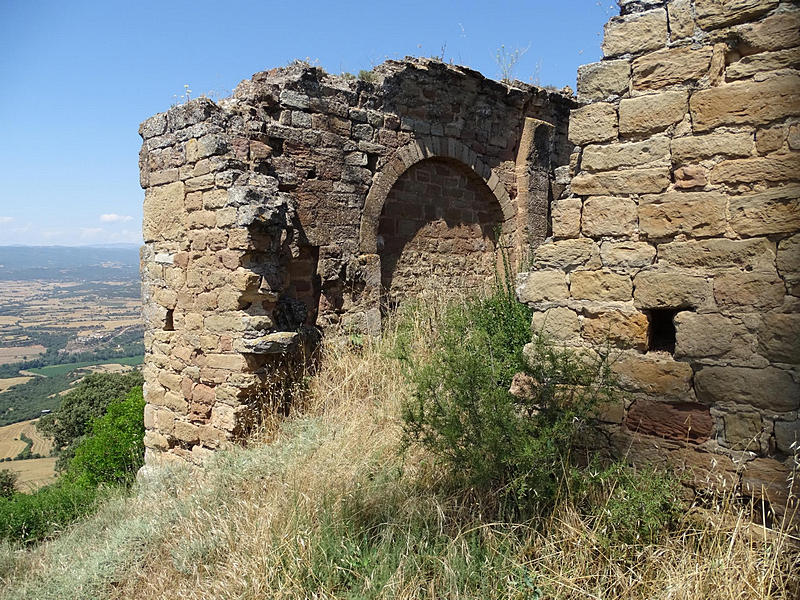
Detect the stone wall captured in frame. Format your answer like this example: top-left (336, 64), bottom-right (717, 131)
top-left (516, 0), bottom-right (799, 520)
top-left (138, 59), bottom-right (574, 466)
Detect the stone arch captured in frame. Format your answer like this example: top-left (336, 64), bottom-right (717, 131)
top-left (359, 138), bottom-right (514, 255)
top-left (358, 139), bottom-right (515, 318)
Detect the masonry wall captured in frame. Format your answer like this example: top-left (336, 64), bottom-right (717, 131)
top-left (138, 59), bottom-right (574, 467)
top-left (516, 0), bottom-right (799, 519)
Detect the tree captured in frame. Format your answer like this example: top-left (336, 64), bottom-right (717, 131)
top-left (37, 371), bottom-right (143, 470)
top-left (0, 469), bottom-right (18, 499)
top-left (66, 387), bottom-right (145, 487)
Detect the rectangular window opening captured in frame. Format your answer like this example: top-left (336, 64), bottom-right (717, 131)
top-left (164, 308), bottom-right (175, 331)
top-left (647, 309), bottom-right (678, 353)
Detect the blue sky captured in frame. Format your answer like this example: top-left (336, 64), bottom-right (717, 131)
top-left (0, 0), bottom-right (614, 246)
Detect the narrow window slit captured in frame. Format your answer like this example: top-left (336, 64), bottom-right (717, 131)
top-left (647, 309), bottom-right (678, 353)
top-left (164, 308), bottom-right (175, 331)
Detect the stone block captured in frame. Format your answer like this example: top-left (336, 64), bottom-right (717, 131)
top-left (533, 238), bottom-right (601, 271)
top-left (531, 307), bottom-right (581, 341)
top-left (741, 457), bottom-right (798, 511)
top-left (673, 166), bottom-right (707, 190)
top-left (658, 238), bottom-right (777, 272)
top-left (143, 404), bottom-right (155, 429)
top-left (568, 103), bottom-right (618, 146)
top-left (581, 136), bottom-right (669, 172)
top-left (602, 9), bottom-right (668, 58)
top-left (619, 91), bottom-right (688, 135)
top-left (667, 0), bottom-right (694, 40)
top-left (674, 312), bottom-right (750, 359)
top-left (235, 331), bottom-right (300, 354)
top-left (577, 60), bottom-right (631, 102)
top-left (711, 153), bottom-right (800, 185)
top-left (736, 9), bottom-right (800, 53)
top-left (592, 399), bottom-right (625, 424)
top-left (570, 270), bottom-right (632, 301)
top-left (774, 420), bottom-right (800, 454)
top-left (777, 234), bottom-right (800, 291)
top-left (723, 411), bottom-right (763, 449)
top-left (205, 353), bottom-right (247, 371)
top-left (758, 314), bottom-right (800, 364)
top-left (690, 74), bottom-right (800, 132)
top-left (755, 125), bottom-right (787, 155)
top-left (551, 198), bottom-right (582, 239)
top-left (639, 191), bottom-right (727, 239)
top-left (632, 47), bottom-right (713, 90)
top-left (571, 168), bottom-right (670, 196)
top-left (727, 47), bottom-right (800, 81)
top-left (581, 196), bottom-right (637, 238)
top-left (611, 352), bottom-right (694, 399)
top-left (729, 184), bottom-right (800, 237)
top-left (582, 309), bottom-right (649, 350)
top-left (143, 430), bottom-right (169, 451)
top-left (695, 0), bottom-right (779, 30)
top-left (516, 270), bottom-right (569, 304)
top-left (670, 132), bottom-right (753, 163)
top-left (153, 287), bottom-right (178, 309)
top-left (626, 399), bottom-right (713, 442)
top-left (153, 408), bottom-right (175, 433)
top-left (204, 313), bottom-right (247, 333)
top-left (600, 241), bottom-right (656, 269)
top-left (210, 404), bottom-right (237, 431)
top-left (173, 420), bottom-right (200, 444)
top-left (143, 182), bottom-right (185, 243)
top-left (714, 271), bottom-right (785, 310)
top-left (695, 366), bottom-right (799, 411)
top-left (633, 271), bottom-right (713, 309)
top-left (161, 390), bottom-right (188, 414)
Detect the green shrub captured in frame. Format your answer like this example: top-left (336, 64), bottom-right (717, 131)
top-left (400, 283), bottom-right (616, 514)
top-left (569, 462), bottom-right (684, 547)
top-left (0, 470), bottom-right (17, 499)
top-left (0, 480), bottom-right (98, 543)
top-left (37, 371), bottom-right (143, 470)
top-left (66, 387), bottom-right (145, 487)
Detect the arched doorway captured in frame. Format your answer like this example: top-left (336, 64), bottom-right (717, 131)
top-left (377, 157), bottom-right (505, 312)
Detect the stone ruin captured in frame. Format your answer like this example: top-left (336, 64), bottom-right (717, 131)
top-left (139, 0), bottom-right (799, 519)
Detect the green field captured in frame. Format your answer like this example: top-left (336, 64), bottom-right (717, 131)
top-left (27, 356), bottom-right (144, 377)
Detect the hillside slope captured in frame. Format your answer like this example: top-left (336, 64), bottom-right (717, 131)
top-left (1, 315), bottom-right (797, 600)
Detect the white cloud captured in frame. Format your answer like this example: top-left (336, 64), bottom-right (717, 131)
top-left (0, 216), bottom-right (13, 224)
top-left (100, 213), bottom-right (133, 223)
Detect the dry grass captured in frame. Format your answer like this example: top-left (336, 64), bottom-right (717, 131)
top-left (0, 419), bottom-right (53, 460)
top-left (0, 310), bottom-right (797, 599)
top-left (0, 345), bottom-right (46, 365)
top-left (0, 376), bottom-right (32, 394)
top-left (1, 457), bottom-right (57, 491)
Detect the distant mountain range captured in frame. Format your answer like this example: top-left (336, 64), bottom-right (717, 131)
top-left (0, 245), bottom-right (140, 281)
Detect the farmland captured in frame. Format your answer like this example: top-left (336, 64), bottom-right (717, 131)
top-left (0, 245), bottom-right (144, 429)
top-left (1, 458), bottom-right (57, 491)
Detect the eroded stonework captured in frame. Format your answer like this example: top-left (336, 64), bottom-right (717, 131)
top-left (139, 59), bottom-right (573, 466)
top-left (140, 1), bottom-right (799, 522)
top-left (519, 0), bottom-right (799, 521)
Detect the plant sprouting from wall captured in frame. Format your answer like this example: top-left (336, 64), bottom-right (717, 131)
top-left (495, 43), bottom-right (530, 84)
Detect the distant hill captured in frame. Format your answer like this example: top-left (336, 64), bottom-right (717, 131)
top-left (0, 246), bottom-right (140, 281)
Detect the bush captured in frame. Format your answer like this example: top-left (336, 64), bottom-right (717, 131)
top-left (66, 387), bottom-right (145, 487)
top-left (568, 461), bottom-right (684, 548)
top-left (0, 386), bottom-right (145, 544)
top-left (400, 283), bottom-right (616, 514)
top-left (0, 470), bottom-right (17, 499)
top-left (0, 480), bottom-right (98, 543)
top-left (37, 371), bottom-right (143, 470)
